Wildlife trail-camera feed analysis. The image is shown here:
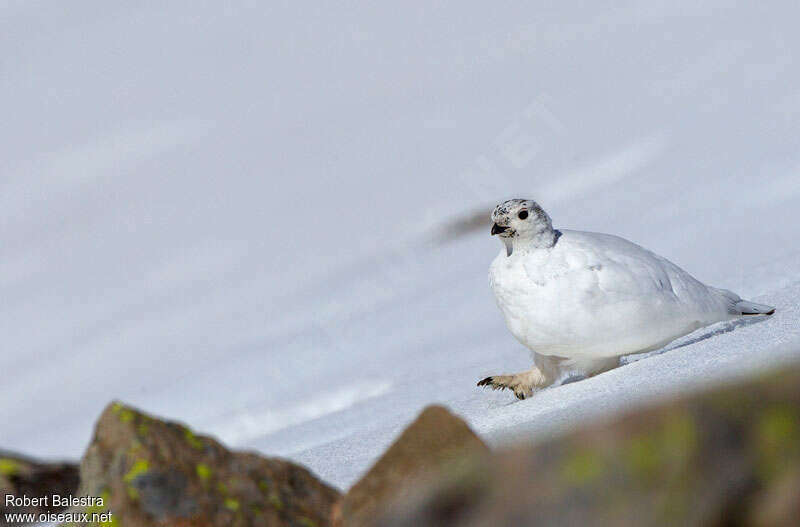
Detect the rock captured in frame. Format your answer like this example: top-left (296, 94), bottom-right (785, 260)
top-left (0, 451), bottom-right (79, 524)
top-left (71, 401), bottom-right (340, 527)
top-left (334, 405), bottom-right (488, 527)
top-left (380, 366), bottom-right (800, 527)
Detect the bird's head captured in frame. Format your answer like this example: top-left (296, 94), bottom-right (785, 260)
top-left (491, 199), bottom-right (555, 255)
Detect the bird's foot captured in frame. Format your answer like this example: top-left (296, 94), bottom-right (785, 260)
top-left (477, 374), bottom-right (535, 400)
top-left (477, 366), bottom-right (549, 400)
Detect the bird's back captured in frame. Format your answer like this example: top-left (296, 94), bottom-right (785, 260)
top-left (489, 229), bottom-right (736, 359)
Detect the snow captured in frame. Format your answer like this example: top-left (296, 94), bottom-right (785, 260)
top-left (2, 1), bottom-right (800, 492)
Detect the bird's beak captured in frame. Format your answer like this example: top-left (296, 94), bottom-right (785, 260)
top-left (491, 223), bottom-right (508, 236)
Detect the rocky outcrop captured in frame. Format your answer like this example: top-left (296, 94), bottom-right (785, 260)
top-left (334, 405), bottom-right (488, 527)
top-left (380, 367), bottom-right (800, 527)
top-left (72, 402), bottom-right (340, 527)
top-left (7, 367), bottom-right (800, 527)
top-left (0, 451), bottom-right (79, 524)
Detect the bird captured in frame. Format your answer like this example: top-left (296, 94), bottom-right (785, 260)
top-left (478, 198), bottom-right (775, 400)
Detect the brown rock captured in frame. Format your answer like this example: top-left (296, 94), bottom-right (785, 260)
top-left (72, 401), bottom-right (340, 527)
top-left (0, 451), bottom-right (79, 525)
top-left (381, 366), bottom-right (800, 527)
top-left (335, 405), bottom-right (488, 527)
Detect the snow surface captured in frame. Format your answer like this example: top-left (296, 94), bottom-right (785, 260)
top-left (2, 2), bottom-right (800, 491)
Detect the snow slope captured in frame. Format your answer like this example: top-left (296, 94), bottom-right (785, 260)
top-left (2, 2), bottom-right (800, 490)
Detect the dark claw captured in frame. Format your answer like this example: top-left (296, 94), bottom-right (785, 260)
top-left (516, 392), bottom-right (525, 400)
top-left (477, 377), bottom-right (493, 387)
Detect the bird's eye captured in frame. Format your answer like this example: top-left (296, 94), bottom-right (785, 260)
top-left (518, 210), bottom-right (529, 220)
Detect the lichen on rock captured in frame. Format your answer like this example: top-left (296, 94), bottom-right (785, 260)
top-left (378, 366), bottom-right (800, 527)
top-left (71, 401), bottom-right (340, 527)
top-left (0, 450), bottom-right (79, 522)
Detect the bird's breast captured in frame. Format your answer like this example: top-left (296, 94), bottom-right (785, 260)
top-left (489, 255), bottom-right (560, 342)
top-left (489, 253), bottom-right (626, 355)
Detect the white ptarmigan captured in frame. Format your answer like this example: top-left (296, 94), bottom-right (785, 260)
top-left (479, 198), bottom-right (775, 400)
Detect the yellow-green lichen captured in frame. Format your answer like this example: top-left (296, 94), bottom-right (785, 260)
top-left (125, 441), bottom-right (144, 461)
top-left (123, 459), bottom-right (150, 500)
top-left (297, 517), bottom-right (317, 527)
top-left (756, 405), bottom-right (800, 480)
top-left (625, 411), bottom-right (697, 484)
top-left (86, 490), bottom-right (119, 527)
top-left (224, 498), bottom-right (240, 511)
top-left (626, 434), bottom-right (660, 482)
top-left (661, 412), bottom-right (697, 456)
top-left (0, 458), bottom-right (21, 477)
top-left (216, 482), bottom-right (229, 494)
top-left (759, 406), bottom-right (799, 449)
top-left (112, 403), bottom-right (136, 423)
top-left (560, 447), bottom-right (604, 486)
top-left (99, 515), bottom-right (120, 527)
top-left (196, 463), bottom-right (212, 483)
top-left (86, 490), bottom-right (110, 514)
top-left (183, 427), bottom-right (204, 450)
top-left (268, 493), bottom-right (283, 510)
top-left (262, 479), bottom-right (283, 510)
top-left (124, 459), bottom-right (150, 483)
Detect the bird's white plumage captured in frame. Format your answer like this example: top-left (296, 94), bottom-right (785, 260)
top-left (490, 230), bottom-right (732, 359)
top-left (482, 199), bottom-right (774, 394)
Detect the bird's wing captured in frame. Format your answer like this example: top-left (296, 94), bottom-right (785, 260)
top-left (540, 231), bottom-right (706, 303)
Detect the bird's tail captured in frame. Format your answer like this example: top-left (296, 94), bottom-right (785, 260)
top-left (735, 300), bottom-right (776, 316)
top-left (712, 287), bottom-right (775, 316)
